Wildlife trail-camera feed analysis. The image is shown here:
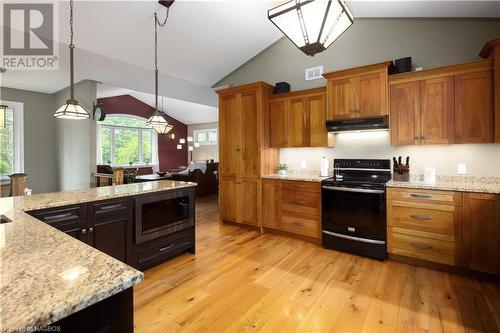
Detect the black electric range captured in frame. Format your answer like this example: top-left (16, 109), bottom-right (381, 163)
top-left (321, 159), bottom-right (391, 260)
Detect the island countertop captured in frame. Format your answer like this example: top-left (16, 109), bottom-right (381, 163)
top-left (0, 180), bottom-right (196, 331)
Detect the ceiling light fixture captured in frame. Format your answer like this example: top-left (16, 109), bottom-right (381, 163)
top-left (268, 0), bottom-right (353, 57)
top-left (146, 1), bottom-right (175, 134)
top-left (54, 0), bottom-right (90, 119)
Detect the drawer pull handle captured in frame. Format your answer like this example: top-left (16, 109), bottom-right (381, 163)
top-left (99, 204), bottom-right (123, 211)
top-left (410, 214), bottom-right (433, 221)
top-left (159, 244), bottom-right (175, 252)
top-left (43, 213), bottom-right (75, 221)
top-left (410, 194), bottom-right (432, 199)
top-left (410, 242), bottom-right (433, 250)
top-left (292, 200), bottom-right (307, 205)
top-left (293, 222), bottom-right (305, 227)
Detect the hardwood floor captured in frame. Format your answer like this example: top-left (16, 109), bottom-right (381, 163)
top-left (134, 195), bottom-right (500, 333)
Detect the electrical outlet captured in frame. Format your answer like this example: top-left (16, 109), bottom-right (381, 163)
top-left (300, 161), bottom-right (307, 169)
top-left (457, 163), bottom-right (467, 175)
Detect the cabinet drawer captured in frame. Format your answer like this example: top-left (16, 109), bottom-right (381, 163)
top-left (136, 229), bottom-right (194, 270)
top-left (281, 190), bottom-right (320, 215)
top-left (90, 198), bottom-right (132, 219)
top-left (388, 227), bottom-right (455, 265)
top-left (29, 205), bottom-right (84, 224)
top-left (282, 180), bottom-right (320, 194)
top-left (279, 211), bottom-right (320, 239)
top-left (389, 203), bottom-right (456, 236)
top-left (388, 188), bottom-right (461, 206)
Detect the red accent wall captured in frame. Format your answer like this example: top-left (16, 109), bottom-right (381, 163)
top-left (97, 95), bottom-right (188, 170)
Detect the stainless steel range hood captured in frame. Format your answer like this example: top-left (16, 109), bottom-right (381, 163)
top-left (326, 116), bottom-right (388, 133)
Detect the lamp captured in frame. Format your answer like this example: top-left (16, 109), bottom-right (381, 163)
top-left (194, 142), bottom-right (200, 148)
top-left (188, 146), bottom-right (194, 151)
top-left (179, 138), bottom-right (186, 144)
top-left (187, 136), bottom-right (193, 142)
top-left (268, 0), bottom-right (353, 56)
top-left (0, 105), bottom-right (7, 128)
top-left (146, 7), bottom-right (174, 134)
top-left (170, 133), bottom-right (175, 140)
top-left (54, 0), bottom-right (90, 119)
top-left (176, 144), bottom-right (182, 150)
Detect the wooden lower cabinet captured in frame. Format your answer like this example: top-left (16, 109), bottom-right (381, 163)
top-left (261, 179), bottom-right (321, 239)
top-left (220, 176), bottom-right (259, 227)
top-left (463, 192), bottom-right (500, 274)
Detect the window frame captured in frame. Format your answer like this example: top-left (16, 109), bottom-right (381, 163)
top-left (193, 128), bottom-right (217, 146)
top-left (96, 114), bottom-right (158, 168)
top-left (0, 100), bottom-right (24, 180)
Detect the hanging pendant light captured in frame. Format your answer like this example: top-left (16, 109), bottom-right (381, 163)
top-left (146, 5), bottom-right (174, 134)
top-left (54, 0), bottom-right (89, 119)
top-left (0, 105), bottom-right (7, 128)
top-left (268, 0), bottom-right (353, 57)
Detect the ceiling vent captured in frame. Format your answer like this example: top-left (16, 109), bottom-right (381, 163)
top-left (305, 66), bottom-right (323, 81)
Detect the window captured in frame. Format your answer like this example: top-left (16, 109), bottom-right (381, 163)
top-left (0, 101), bottom-right (24, 179)
top-left (193, 128), bottom-right (217, 145)
top-left (97, 115), bottom-right (158, 166)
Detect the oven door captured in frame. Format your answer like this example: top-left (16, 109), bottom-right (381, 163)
top-left (321, 185), bottom-right (387, 240)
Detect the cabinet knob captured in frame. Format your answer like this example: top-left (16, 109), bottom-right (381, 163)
top-left (88, 227), bottom-right (94, 233)
top-left (81, 228), bottom-right (87, 234)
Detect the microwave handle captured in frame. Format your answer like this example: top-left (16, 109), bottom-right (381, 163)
top-left (321, 186), bottom-right (385, 194)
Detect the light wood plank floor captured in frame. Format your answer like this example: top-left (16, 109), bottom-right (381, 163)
top-left (134, 195), bottom-right (500, 333)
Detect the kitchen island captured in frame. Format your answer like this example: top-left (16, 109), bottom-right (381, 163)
top-left (0, 180), bottom-right (196, 332)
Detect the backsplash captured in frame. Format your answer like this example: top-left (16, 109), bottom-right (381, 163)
top-left (280, 131), bottom-right (500, 177)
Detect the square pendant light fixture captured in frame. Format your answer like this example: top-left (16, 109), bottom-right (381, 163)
top-left (179, 138), bottom-right (186, 144)
top-left (268, 0), bottom-right (353, 56)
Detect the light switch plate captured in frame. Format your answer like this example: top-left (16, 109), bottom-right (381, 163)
top-left (300, 161), bottom-right (307, 169)
top-left (457, 163), bottom-right (467, 175)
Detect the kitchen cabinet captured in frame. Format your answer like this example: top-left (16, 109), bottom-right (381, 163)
top-left (220, 176), bottom-right (258, 227)
top-left (389, 59), bottom-right (493, 146)
top-left (28, 205), bottom-right (86, 241)
top-left (323, 61), bottom-right (393, 120)
top-left (463, 193), bottom-right (500, 274)
top-left (269, 87), bottom-right (333, 148)
top-left (261, 179), bottom-right (321, 240)
top-left (387, 188), bottom-right (462, 266)
top-left (479, 36), bottom-right (500, 143)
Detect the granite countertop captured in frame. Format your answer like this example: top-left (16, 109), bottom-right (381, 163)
top-left (262, 171), bottom-right (330, 183)
top-left (0, 180), bottom-right (196, 331)
top-left (386, 176), bottom-right (500, 194)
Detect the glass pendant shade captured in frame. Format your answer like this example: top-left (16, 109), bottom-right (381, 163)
top-left (179, 138), bottom-right (186, 144)
top-left (176, 144), bottom-right (182, 150)
top-left (54, 100), bottom-right (90, 119)
top-left (187, 136), bottom-right (193, 142)
top-left (146, 111), bottom-right (172, 134)
top-left (188, 146), bottom-right (194, 151)
top-left (194, 142), bottom-right (200, 148)
top-left (268, 0), bottom-right (353, 56)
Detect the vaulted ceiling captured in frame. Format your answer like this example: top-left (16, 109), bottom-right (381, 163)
top-left (2, 0), bottom-right (499, 123)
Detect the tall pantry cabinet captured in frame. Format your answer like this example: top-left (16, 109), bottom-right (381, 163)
top-left (216, 82), bottom-right (279, 229)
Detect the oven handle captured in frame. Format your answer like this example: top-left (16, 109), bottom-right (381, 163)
top-left (322, 230), bottom-right (386, 245)
top-left (321, 186), bottom-right (385, 194)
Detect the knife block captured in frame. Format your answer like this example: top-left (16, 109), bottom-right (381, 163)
top-left (393, 173), bottom-right (410, 182)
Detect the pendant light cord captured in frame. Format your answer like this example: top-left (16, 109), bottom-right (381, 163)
top-left (154, 7), bottom-right (170, 113)
top-left (69, 0), bottom-right (75, 100)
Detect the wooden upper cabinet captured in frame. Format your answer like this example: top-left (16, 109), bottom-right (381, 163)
top-left (326, 77), bottom-right (356, 119)
top-left (324, 61), bottom-right (393, 120)
top-left (420, 76), bottom-right (455, 145)
top-left (479, 37), bottom-right (500, 143)
top-left (270, 99), bottom-right (287, 147)
top-left (288, 98), bottom-right (307, 147)
top-left (454, 70), bottom-right (493, 143)
top-left (390, 81), bottom-right (420, 146)
top-left (389, 59), bottom-right (494, 146)
top-left (219, 95), bottom-right (240, 177)
top-left (463, 193), bottom-right (500, 274)
top-left (356, 71), bottom-right (388, 118)
top-left (269, 88), bottom-right (332, 148)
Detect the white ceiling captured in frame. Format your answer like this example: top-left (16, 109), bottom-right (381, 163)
top-left (2, 0), bottom-right (500, 124)
top-left (97, 83), bottom-right (218, 125)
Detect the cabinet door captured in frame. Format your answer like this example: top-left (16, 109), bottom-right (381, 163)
top-left (463, 193), bottom-right (500, 274)
top-left (356, 71), bottom-right (388, 117)
top-left (220, 177), bottom-right (238, 222)
top-left (420, 76), bottom-right (455, 145)
top-left (219, 95), bottom-right (241, 177)
top-left (307, 94), bottom-right (328, 147)
top-left (287, 98), bottom-right (307, 147)
top-left (327, 77), bottom-right (356, 120)
top-left (28, 205), bottom-right (86, 242)
top-left (88, 215), bottom-right (131, 264)
top-left (390, 81), bottom-right (420, 146)
top-left (239, 178), bottom-right (259, 226)
top-left (262, 179), bottom-right (280, 229)
top-left (270, 99), bottom-right (288, 148)
top-left (240, 91), bottom-right (260, 178)
top-left (454, 70), bottom-right (493, 143)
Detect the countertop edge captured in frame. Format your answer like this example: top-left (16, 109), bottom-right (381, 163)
top-left (386, 181), bottom-right (500, 194)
